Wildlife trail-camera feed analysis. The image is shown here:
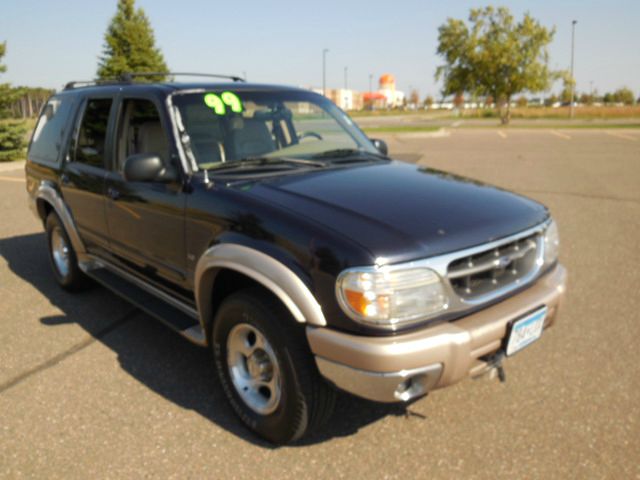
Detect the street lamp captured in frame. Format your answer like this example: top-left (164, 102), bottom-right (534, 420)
top-left (344, 66), bottom-right (348, 90)
top-left (570, 20), bottom-right (577, 119)
top-left (368, 73), bottom-right (374, 110)
top-left (322, 48), bottom-right (329, 96)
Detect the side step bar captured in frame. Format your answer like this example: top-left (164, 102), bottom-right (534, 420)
top-left (81, 259), bottom-right (206, 346)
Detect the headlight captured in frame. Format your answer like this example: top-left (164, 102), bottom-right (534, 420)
top-left (543, 219), bottom-right (560, 265)
top-left (336, 267), bottom-right (448, 329)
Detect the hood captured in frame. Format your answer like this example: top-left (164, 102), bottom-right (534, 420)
top-left (243, 161), bottom-right (548, 264)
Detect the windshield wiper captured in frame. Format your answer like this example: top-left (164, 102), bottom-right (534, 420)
top-left (310, 148), bottom-right (388, 162)
top-left (205, 156), bottom-right (325, 173)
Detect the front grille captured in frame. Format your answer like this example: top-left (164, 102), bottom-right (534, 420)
top-left (447, 233), bottom-right (540, 301)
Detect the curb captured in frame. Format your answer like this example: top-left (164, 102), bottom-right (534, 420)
top-left (0, 160), bottom-right (25, 172)
top-left (391, 129), bottom-right (451, 139)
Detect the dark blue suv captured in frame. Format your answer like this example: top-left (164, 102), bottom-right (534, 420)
top-left (25, 74), bottom-right (566, 443)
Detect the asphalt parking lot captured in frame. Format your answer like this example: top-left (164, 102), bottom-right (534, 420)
top-left (1, 128), bottom-right (639, 479)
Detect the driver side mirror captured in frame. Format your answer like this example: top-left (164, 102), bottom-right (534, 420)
top-left (123, 154), bottom-right (177, 183)
top-left (370, 138), bottom-right (388, 156)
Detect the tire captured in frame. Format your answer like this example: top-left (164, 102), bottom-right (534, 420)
top-left (45, 212), bottom-right (89, 291)
top-left (212, 288), bottom-right (336, 444)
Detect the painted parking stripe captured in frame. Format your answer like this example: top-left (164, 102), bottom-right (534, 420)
top-left (549, 130), bottom-right (571, 140)
top-left (605, 131), bottom-right (638, 142)
top-left (0, 175), bottom-right (25, 183)
top-left (497, 130), bottom-right (507, 139)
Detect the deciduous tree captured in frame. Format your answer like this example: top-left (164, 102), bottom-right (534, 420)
top-left (97, 0), bottom-right (168, 80)
top-left (612, 87), bottom-right (635, 105)
top-left (435, 6), bottom-right (558, 124)
top-left (424, 95), bottom-right (434, 108)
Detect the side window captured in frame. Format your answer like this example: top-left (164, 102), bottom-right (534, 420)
top-left (116, 99), bottom-right (170, 172)
top-left (74, 98), bottom-right (113, 168)
top-left (29, 95), bottom-right (76, 165)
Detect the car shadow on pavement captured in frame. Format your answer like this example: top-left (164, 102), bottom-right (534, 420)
top-left (1, 233), bottom-right (419, 448)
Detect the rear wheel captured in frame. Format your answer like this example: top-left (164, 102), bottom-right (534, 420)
top-left (45, 212), bottom-right (89, 291)
top-left (212, 289), bottom-right (335, 444)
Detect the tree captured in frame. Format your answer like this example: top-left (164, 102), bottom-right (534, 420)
top-left (579, 92), bottom-right (594, 105)
top-left (424, 95), bottom-right (434, 108)
top-left (545, 93), bottom-right (559, 107)
top-left (435, 6), bottom-right (558, 124)
top-left (0, 42), bottom-right (26, 162)
top-left (559, 72), bottom-right (575, 104)
top-left (97, 0), bottom-right (168, 80)
top-left (409, 89), bottom-right (420, 106)
top-left (453, 92), bottom-right (465, 109)
top-left (612, 87), bottom-right (635, 105)
top-left (516, 96), bottom-right (528, 107)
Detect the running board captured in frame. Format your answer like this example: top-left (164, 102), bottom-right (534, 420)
top-left (84, 264), bottom-right (206, 346)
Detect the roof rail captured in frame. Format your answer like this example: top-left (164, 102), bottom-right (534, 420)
top-left (63, 78), bottom-right (122, 90)
top-left (63, 72), bottom-right (245, 91)
top-left (119, 72), bottom-right (246, 83)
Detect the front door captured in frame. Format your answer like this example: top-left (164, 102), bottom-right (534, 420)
top-left (104, 96), bottom-right (187, 288)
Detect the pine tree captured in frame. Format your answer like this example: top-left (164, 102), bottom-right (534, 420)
top-left (97, 0), bottom-right (168, 81)
top-left (0, 42), bottom-right (26, 162)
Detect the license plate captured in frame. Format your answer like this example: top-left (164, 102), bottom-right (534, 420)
top-left (506, 307), bottom-right (547, 356)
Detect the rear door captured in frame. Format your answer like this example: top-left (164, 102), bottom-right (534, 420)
top-left (104, 94), bottom-right (187, 288)
top-left (60, 95), bottom-right (115, 251)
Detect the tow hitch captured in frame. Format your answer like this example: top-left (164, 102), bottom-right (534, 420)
top-left (481, 351), bottom-right (507, 383)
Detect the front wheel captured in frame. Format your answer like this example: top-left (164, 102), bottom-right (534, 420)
top-left (212, 289), bottom-right (335, 444)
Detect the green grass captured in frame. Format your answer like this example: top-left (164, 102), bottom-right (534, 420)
top-left (362, 125), bottom-right (442, 134)
top-left (457, 122), bottom-right (640, 129)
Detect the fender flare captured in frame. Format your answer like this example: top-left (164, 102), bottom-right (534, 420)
top-left (194, 244), bottom-right (327, 330)
top-left (35, 181), bottom-right (87, 257)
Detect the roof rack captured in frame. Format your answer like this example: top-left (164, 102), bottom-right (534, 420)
top-left (119, 72), bottom-right (246, 83)
top-left (63, 79), bottom-right (121, 90)
top-left (63, 72), bottom-right (245, 91)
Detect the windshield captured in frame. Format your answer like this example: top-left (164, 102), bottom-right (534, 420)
top-left (171, 89), bottom-right (378, 169)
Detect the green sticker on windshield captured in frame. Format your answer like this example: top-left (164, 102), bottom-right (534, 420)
top-left (221, 91), bottom-right (243, 112)
top-left (203, 92), bottom-right (243, 115)
top-left (204, 93), bottom-right (226, 114)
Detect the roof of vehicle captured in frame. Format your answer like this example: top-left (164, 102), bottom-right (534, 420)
top-left (58, 81), bottom-right (311, 97)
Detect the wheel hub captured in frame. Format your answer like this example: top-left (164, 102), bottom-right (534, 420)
top-left (247, 350), bottom-right (273, 381)
top-left (227, 323), bottom-right (282, 415)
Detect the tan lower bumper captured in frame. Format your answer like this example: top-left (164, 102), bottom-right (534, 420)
top-left (307, 264), bottom-right (567, 402)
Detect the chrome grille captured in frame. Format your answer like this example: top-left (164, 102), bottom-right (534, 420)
top-left (447, 233), bottom-right (541, 301)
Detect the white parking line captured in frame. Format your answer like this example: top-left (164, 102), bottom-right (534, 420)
top-left (497, 130), bottom-right (507, 139)
top-left (549, 130), bottom-right (571, 140)
top-left (605, 131), bottom-right (638, 142)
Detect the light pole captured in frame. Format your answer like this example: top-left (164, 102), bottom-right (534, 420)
top-left (344, 66), bottom-right (348, 90)
top-left (368, 73), bottom-right (373, 93)
top-left (322, 48), bottom-right (329, 96)
top-left (569, 20), bottom-right (577, 119)
top-left (368, 73), bottom-right (374, 110)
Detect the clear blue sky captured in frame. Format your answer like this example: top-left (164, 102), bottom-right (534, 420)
top-left (2, 0), bottom-right (639, 98)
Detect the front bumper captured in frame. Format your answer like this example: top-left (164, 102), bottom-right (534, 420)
top-left (307, 264), bottom-right (567, 403)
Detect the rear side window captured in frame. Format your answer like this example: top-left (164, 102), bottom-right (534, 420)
top-left (74, 98), bottom-right (113, 168)
top-left (29, 95), bottom-right (76, 165)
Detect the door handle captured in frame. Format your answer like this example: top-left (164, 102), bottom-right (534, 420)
top-left (107, 187), bottom-right (121, 200)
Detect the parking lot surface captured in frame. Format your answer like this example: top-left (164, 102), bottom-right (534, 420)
top-left (1, 128), bottom-right (638, 479)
